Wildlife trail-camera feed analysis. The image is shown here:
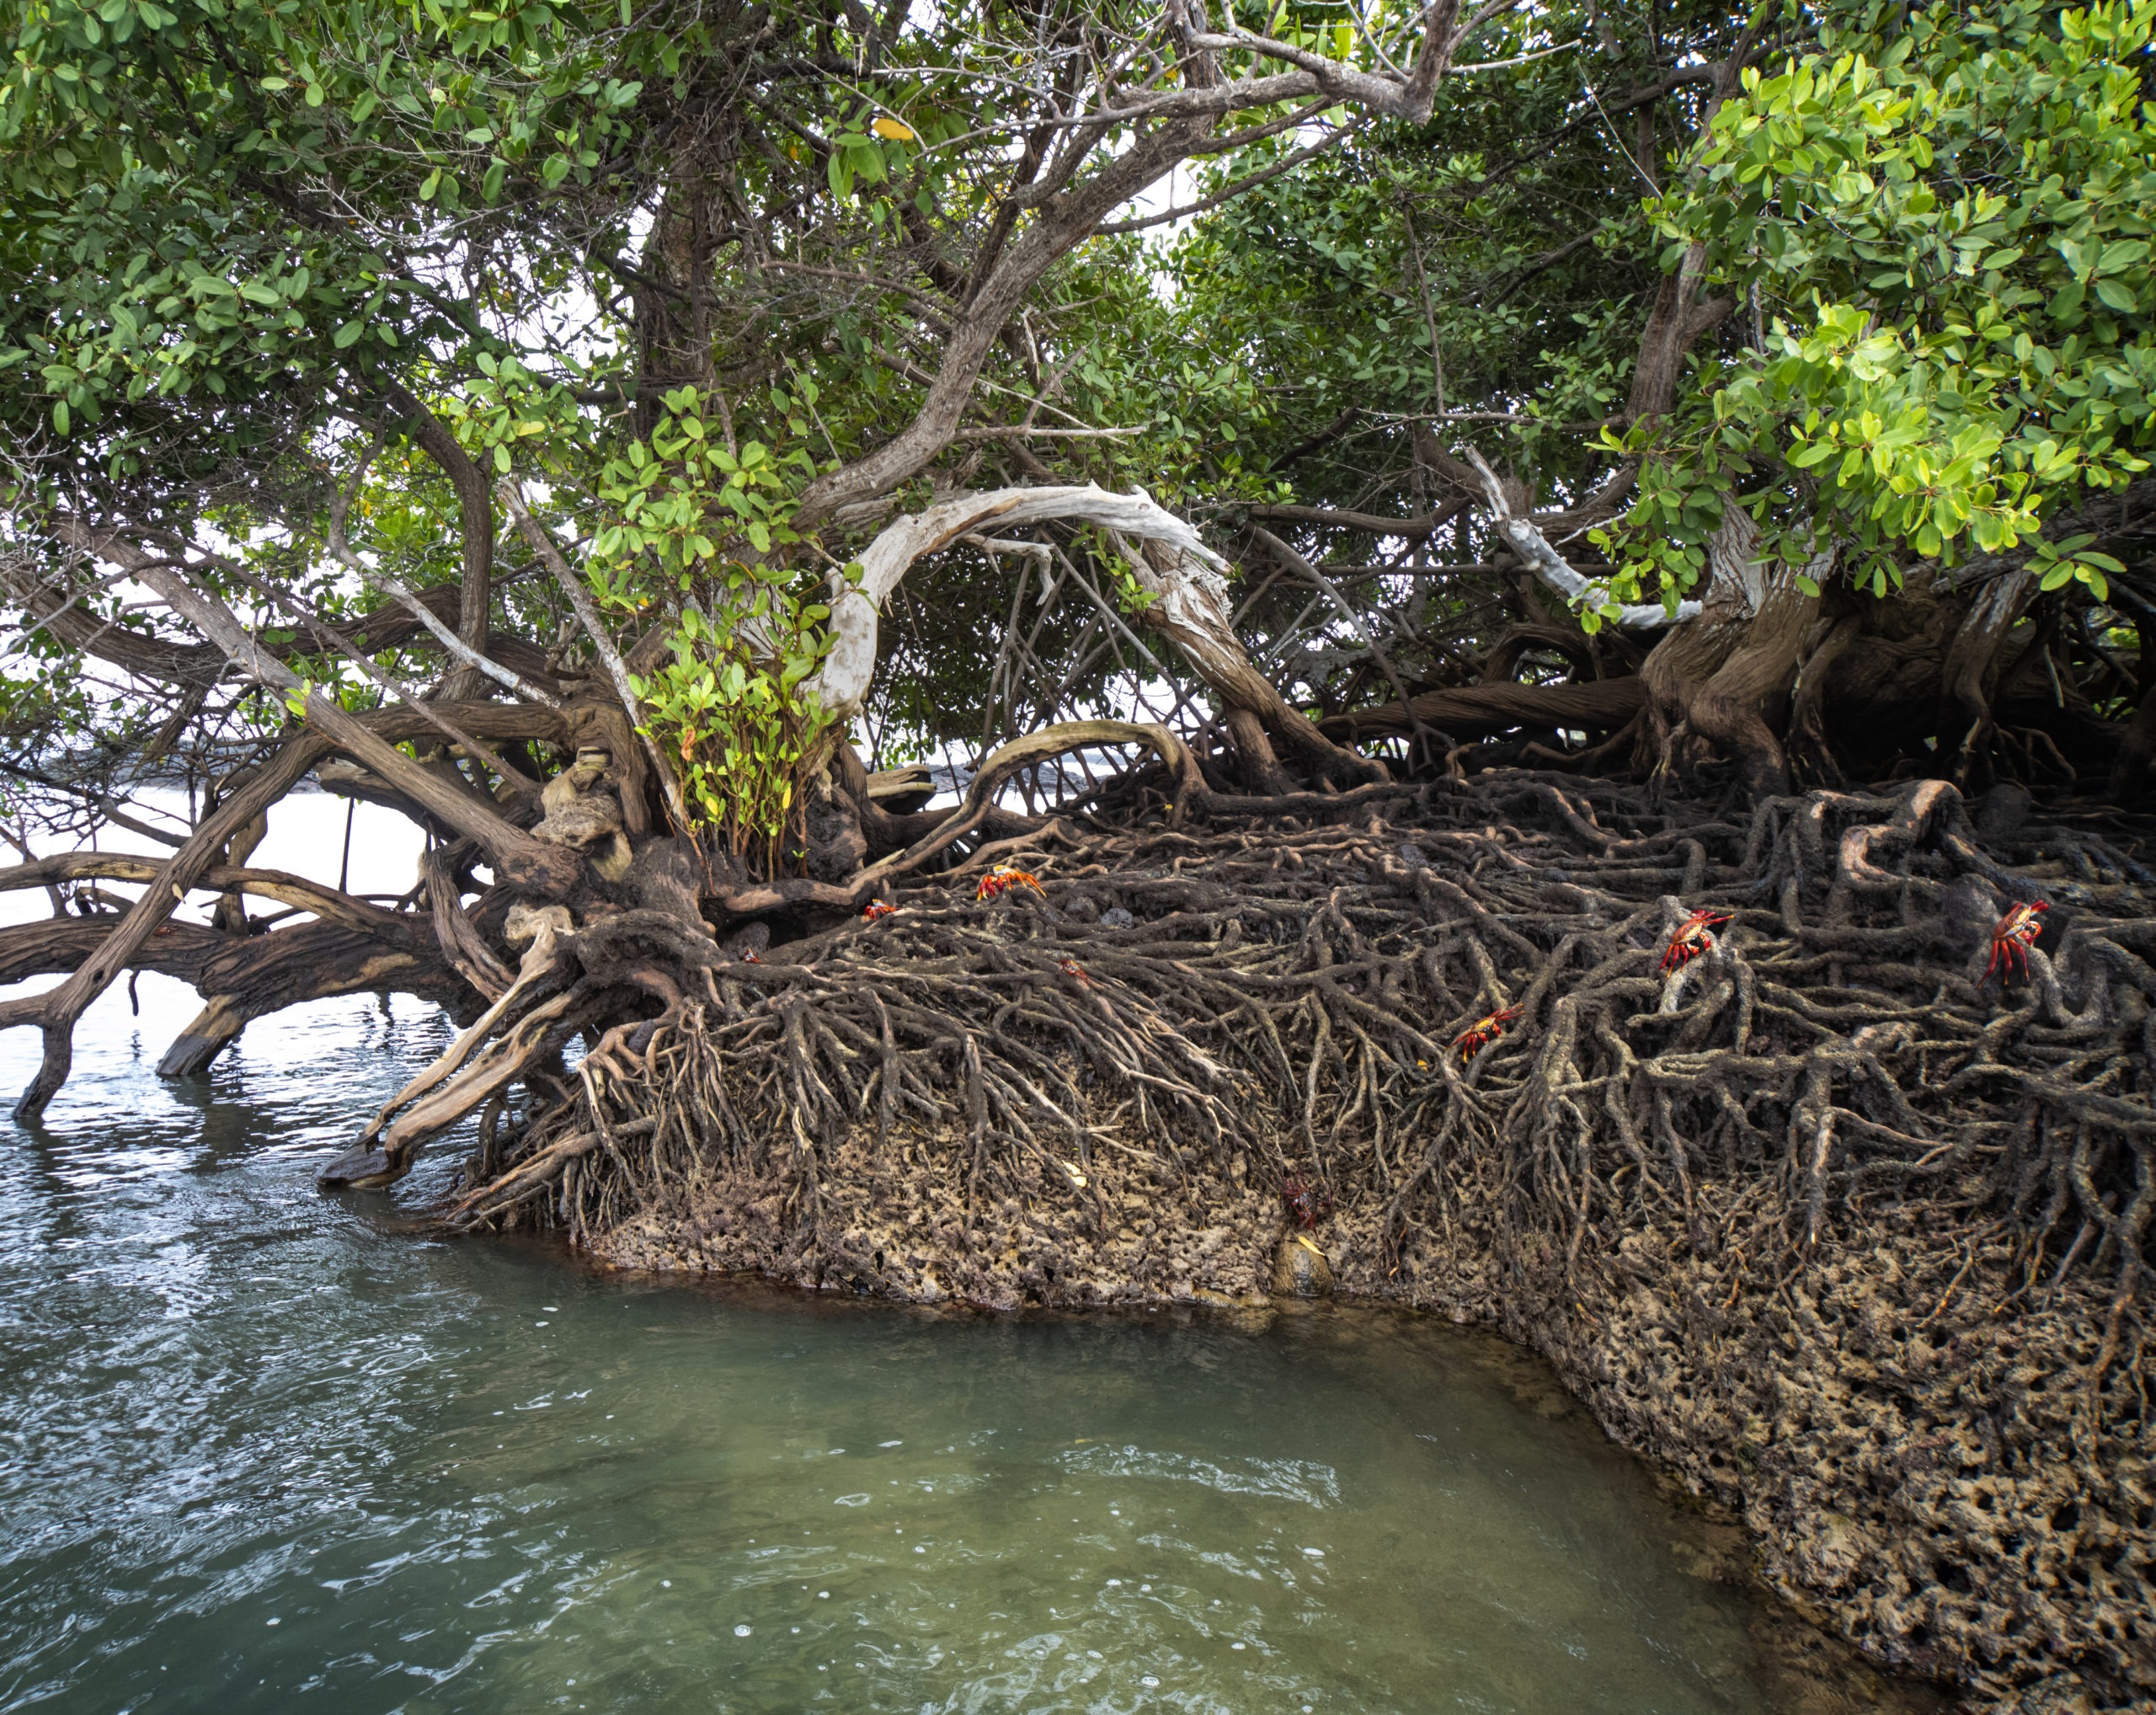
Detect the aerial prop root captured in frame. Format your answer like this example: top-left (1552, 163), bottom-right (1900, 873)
top-left (318, 906), bottom-right (579, 1189)
top-left (430, 777), bottom-right (2141, 1376)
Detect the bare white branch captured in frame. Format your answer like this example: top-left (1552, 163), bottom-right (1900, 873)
top-left (1466, 449), bottom-right (1700, 628)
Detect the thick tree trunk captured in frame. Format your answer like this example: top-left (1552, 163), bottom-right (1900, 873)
top-left (1635, 513), bottom-right (1822, 794)
top-left (1779, 624), bottom-right (1852, 791)
top-left (1937, 568), bottom-right (2039, 788)
top-left (157, 922), bottom-right (464, 1075)
top-left (1221, 706), bottom-right (1294, 796)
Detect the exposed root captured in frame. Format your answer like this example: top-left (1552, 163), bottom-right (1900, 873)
top-left (319, 906), bottom-right (579, 1186)
top-left (436, 769), bottom-right (2154, 1707)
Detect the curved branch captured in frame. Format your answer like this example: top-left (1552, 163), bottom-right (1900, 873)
top-left (812, 484), bottom-right (1225, 719)
top-left (859, 719), bottom-right (1200, 887)
top-left (0, 853), bottom-right (414, 935)
top-left (813, 484), bottom-right (1385, 790)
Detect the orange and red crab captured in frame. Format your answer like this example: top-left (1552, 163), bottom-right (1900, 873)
top-left (976, 865), bottom-right (1045, 902)
top-left (739, 947), bottom-right (762, 965)
top-left (1281, 1175), bottom-right (1333, 1231)
top-left (1058, 958), bottom-right (1091, 987)
top-left (1660, 908), bottom-right (1733, 974)
top-left (1986, 900), bottom-right (2048, 982)
top-left (1452, 1004), bottom-right (1522, 1065)
top-left (862, 899), bottom-right (899, 922)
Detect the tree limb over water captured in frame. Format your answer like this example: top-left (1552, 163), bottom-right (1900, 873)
top-left (3, 0), bottom-right (2153, 1696)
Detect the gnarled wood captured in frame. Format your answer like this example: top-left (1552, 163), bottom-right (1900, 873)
top-left (0, 916), bottom-right (225, 988)
top-left (813, 484), bottom-right (1382, 791)
top-left (0, 734), bottom-right (332, 1120)
top-left (159, 922), bottom-right (462, 1075)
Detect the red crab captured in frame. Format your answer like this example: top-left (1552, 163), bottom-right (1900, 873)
top-left (862, 899), bottom-right (899, 922)
top-left (976, 865), bottom-right (1045, 902)
top-left (739, 947), bottom-right (762, 965)
top-left (1281, 1175), bottom-right (1333, 1231)
top-left (1058, 958), bottom-right (1091, 987)
top-left (1986, 900), bottom-right (2048, 982)
top-left (1452, 1004), bottom-right (1522, 1065)
top-left (1660, 908), bottom-right (1733, 974)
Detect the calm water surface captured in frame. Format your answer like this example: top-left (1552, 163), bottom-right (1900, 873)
top-left (0, 943), bottom-right (1938, 1713)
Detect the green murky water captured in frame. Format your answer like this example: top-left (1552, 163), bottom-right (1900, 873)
top-left (0, 971), bottom-right (1940, 1714)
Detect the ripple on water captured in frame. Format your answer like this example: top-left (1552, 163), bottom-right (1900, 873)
top-left (1056, 1442), bottom-right (1340, 1507)
top-left (0, 978), bottom-right (1945, 1715)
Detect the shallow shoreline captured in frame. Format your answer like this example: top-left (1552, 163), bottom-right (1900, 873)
top-left (587, 1126), bottom-right (2148, 1714)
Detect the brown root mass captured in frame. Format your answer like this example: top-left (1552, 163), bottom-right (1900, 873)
top-left (451, 771), bottom-right (2155, 1712)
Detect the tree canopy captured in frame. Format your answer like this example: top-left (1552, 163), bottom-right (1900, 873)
top-left (5, 19), bottom-right (2152, 1694)
top-left (0, 0), bottom-right (2153, 1109)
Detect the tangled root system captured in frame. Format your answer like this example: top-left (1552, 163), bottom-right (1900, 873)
top-left (452, 770), bottom-right (2155, 1707)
